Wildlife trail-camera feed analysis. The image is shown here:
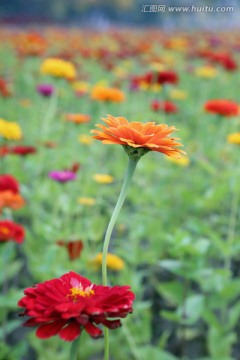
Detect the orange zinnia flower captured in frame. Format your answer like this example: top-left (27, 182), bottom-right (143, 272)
top-left (0, 191), bottom-right (25, 213)
top-left (16, 32), bottom-right (47, 57)
top-left (204, 99), bottom-right (239, 117)
top-left (91, 115), bottom-right (185, 159)
top-left (91, 86), bottom-right (125, 102)
top-left (64, 113), bottom-right (90, 124)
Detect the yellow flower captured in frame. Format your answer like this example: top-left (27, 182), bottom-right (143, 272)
top-left (122, 60), bottom-right (133, 69)
top-left (113, 66), bottom-right (128, 78)
top-left (0, 118), bottom-right (22, 140)
top-left (139, 82), bottom-right (161, 92)
top-left (139, 81), bottom-right (150, 90)
top-left (72, 81), bottom-right (89, 94)
top-left (195, 66), bottom-right (217, 78)
top-left (150, 62), bottom-right (165, 72)
top-left (90, 253), bottom-right (125, 271)
top-left (150, 84), bottom-right (162, 92)
top-left (162, 54), bottom-right (175, 66)
top-left (94, 80), bottom-right (109, 87)
top-left (170, 89), bottom-right (188, 100)
top-left (78, 134), bottom-right (93, 145)
top-left (19, 98), bottom-right (32, 108)
top-left (227, 132), bottom-right (240, 145)
top-left (78, 197), bottom-right (96, 206)
top-left (165, 37), bottom-right (188, 51)
top-left (40, 58), bottom-right (76, 79)
top-left (166, 156), bottom-right (190, 167)
top-left (93, 174), bottom-right (114, 184)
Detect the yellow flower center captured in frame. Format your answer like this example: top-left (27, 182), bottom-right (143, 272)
top-left (0, 227), bottom-right (10, 235)
top-left (68, 283), bottom-right (94, 302)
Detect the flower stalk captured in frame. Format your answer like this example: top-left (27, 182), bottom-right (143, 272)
top-left (102, 156), bottom-right (138, 360)
top-left (102, 156), bottom-right (138, 286)
top-left (69, 336), bottom-right (80, 360)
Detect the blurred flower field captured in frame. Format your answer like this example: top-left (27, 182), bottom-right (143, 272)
top-left (0, 27), bottom-right (240, 360)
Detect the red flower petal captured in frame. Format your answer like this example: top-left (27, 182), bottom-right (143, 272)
top-left (101, 319), bottom-right (121, 329)
top-left (59, 321), bottom-right (81, 341)
top-left (36, 320), bottom-right (67, 339)
top-left (84, 322), bottom-right (103, 338)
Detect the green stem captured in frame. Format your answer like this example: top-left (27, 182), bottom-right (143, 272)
top-left (102, 157), bottom-right (138, 286)
top-left (102, 157), bottom-right (138, 360)
top-left (69, 336), bottom-right (80, 360)
top-left (222, 159), bottom-right (240, 325)
top-left (41, 90), bottom-right (58, 140)
top-left (224, 158), bottom-right (240, 271)
top-left (103, 328), bottom-right (110, 360)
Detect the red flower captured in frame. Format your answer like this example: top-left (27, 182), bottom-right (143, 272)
top-left (10, 145), bottom-right (37, 156)
top-left (57, 240), bottom-right (83, 260)
top-left (0, 220), bottom-right (25, 244)
top-left (211, 53), bottom-right (237, 71)
top-left (204, 99), bottom-right (239, 117)
top-left (18, 272), bottom-right (135, 341)
top-left (151, 100), bottom-right (178, 113)
top-left (65, 162), bottom-right (81, 174)
top-left (0, 174), bottom-right (19, 194)
top-left (130, 70), bottom-right (178, 88)
top-left (0, 78), bottom-right (12, 97)
top-left (0, 146), bottom-right (10, 157)
top-left (196, 50), bottom-right (237, 71)
top-left (156, 70), bottom-right (179, 85)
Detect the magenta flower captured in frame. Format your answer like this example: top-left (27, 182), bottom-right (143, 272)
top-left (37, 84), bottom-right (55, 97)
top-left (48, 170), bottom-right (76, 183)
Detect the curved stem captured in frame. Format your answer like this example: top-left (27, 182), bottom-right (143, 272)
top-left (102, 157), bottom-right (138, 286)
top-left (69, 336), bottom-right (80, 360)
top-left (102, 157), bottom-right (138, 360)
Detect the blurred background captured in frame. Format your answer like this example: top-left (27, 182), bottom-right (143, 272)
top-left (0, 0), bottom-right (239, 29)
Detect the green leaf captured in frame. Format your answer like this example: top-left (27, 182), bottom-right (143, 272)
top-left (177, 294), bottom-right (205, 324)
top-left (158, 259), bottom-right (183, 273)
top-left (0, 320), bottom-right (22, 340)
top-left (138, 346), bottom-right (178, 360)
top-left (208, 328), bottom-right (236, 358)
top-left (156, 281), bottom-right (184, 305)
top-left (0, 261), bottom-right (23, 286)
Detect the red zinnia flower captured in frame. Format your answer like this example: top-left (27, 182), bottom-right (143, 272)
top-left (0, 145), bottom-right (10, 157)
top-left (57, 240), bottom-right (83, 260)
top-left (204, 99), bottom-right (239, 117)
top-left (10, 145), bottom-right (37, 156)
top-left (65, 162), bottom-right (81, 174)
top-left (151, 100), bottom-right (178, 113)
top-left (130, 70), bottom-right (178, 88)
top-left (197, 50), bottom-right (237, 71)
top-left (0, 174), bottom-right (19, 194)
top-left (211, 53), bottom-right (237, 71)
top-left (156, 70), bottom-right (179, 85)
top-left (18, 271), bottom-right (135, 341)
top-left (0, 78), bottom-right (12, 97)
top-left (0, 220), bottom-right (25, 244)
